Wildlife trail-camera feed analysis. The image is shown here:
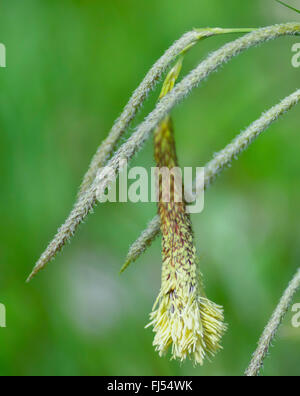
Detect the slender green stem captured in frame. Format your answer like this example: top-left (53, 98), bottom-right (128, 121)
top-left (275, 0), bottom-right (300, 14)
top-left (196, 28), bottom-right (256, 34)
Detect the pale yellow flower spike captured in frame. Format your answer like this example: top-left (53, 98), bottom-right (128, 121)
top-left (147, 58), bottom-right (226, 365)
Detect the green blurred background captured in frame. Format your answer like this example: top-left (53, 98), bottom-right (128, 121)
top-left (0, 0), bottom-right (299, 376)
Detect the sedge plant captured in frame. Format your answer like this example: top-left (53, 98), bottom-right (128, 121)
top-left (27, 13), bottom-right (300, 375)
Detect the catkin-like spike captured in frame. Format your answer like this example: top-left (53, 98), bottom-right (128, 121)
top-left (123, 88), bottom-right (300, 271)
top-left (147, 60), bottom-right (226, 365)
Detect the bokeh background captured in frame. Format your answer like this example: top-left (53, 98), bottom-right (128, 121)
top-left (0, 0), bottom-right (299, 376)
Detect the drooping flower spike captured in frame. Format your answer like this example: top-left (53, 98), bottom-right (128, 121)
top-left (147, 58), bottom-right (226, 365)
